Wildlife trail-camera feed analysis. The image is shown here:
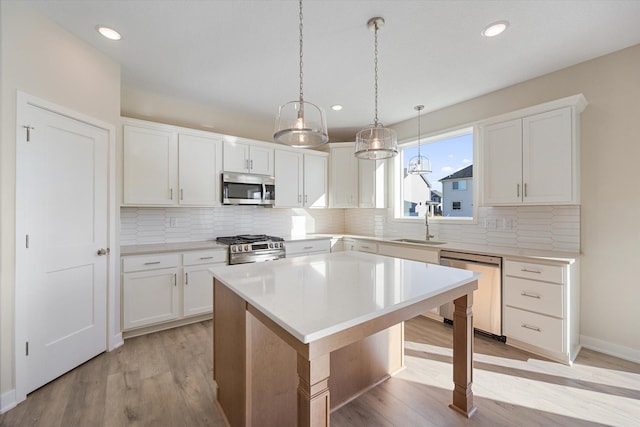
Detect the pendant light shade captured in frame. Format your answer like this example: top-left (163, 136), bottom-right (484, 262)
top-left (407, 105), bottom-right (432, 174)
top-left (355, 17), bottom-right (398, 160)
top-left (274, 0), bottom-right (328, 148)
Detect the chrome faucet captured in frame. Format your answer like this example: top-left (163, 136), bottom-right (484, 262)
top-left (425, 211), bottom-right (434, 241)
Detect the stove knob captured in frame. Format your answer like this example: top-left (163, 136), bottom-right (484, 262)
top-left (244, 245), bottom-right (249, 251)
top-left (269, 243), bottom-right (273, 248)
top-left (231, 246), bottom-right (236, 253)
top-left (278, 242), bottom-right (283, 248)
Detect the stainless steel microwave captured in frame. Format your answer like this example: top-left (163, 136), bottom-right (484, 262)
top-left (221, 172), bottom-right (275, 206)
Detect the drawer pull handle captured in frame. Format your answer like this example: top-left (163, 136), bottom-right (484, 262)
top-left (144, 261), bottom-right (161, 265)
top-left (521, 268), bottom-right (541, 274)
top-left (521, 324), bottom-right (541, 332)
top-left (521, 292), bottom-right (541, 299)
top-left (185, 272), bottom-right (189, 285)
top-left (199, 256), bottom-right (214, 260)
top-left (303, 246), bottom-right (313, 250)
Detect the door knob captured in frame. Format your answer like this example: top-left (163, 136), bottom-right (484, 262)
top-left (97, 248), bottom-right (110, 256)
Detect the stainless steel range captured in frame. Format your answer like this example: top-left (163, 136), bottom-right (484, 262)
top-left (216, 234), bottom-right (286, 265)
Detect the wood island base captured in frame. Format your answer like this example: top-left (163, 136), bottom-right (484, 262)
top-left (213, 277), bottom-right (477, 426)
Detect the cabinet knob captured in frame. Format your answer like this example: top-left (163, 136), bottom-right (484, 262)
top-left (97, 248), bottom-right (110, 256)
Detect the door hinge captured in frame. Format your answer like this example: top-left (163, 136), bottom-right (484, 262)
top-left (26, 341), bottom-right (29, 356)
top-left (23, 125), bottom-right (35, 142)
top-left (26, 234), bottom-right (29, 248)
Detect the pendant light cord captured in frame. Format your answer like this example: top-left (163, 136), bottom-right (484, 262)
top-left (299, 0), bottom-right (304, 104)
top-left (373, 21), bottom-right (379, 126)
top-left (417, 107), bottom-right (422, 157)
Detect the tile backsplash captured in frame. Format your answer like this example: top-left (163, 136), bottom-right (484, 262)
top-left (120, 206), bottom-right (345, 245)
top-left (344, 205), bottom-right (580, 252)
top-left (121, 205), bottom-right (579, 252)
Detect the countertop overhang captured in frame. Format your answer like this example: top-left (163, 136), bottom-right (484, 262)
top-left (209, 251), bottom-right (480, 344)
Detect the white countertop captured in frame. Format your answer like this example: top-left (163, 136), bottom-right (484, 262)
top-left (120, 240), bottom-right (227, 256)
top-left (209, 251), bottom-right (480, 344)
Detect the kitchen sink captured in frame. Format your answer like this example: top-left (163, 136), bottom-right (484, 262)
top-left (391, 238), bottom-right (447, 246)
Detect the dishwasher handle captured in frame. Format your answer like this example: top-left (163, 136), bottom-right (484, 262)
top-left (440, 250), bottom-right (501, 267)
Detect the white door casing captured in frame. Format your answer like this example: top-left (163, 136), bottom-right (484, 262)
top-left (15, 92), bottom-right (114, 401)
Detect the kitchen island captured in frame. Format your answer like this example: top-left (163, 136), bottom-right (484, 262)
top-left (210, 251), bottom-right (480, 426)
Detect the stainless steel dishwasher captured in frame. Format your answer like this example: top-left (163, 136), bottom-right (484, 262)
top-left (439, 250), bottom-right (505, 341)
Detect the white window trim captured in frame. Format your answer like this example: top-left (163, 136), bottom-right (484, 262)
top-left (391, 124), bottom-right (479, 225)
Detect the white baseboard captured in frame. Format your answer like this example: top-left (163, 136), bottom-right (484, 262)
top-left (580, 335), bottom-right (640, 364)
top-left (109, 332), bottom-right (124, 351)
top-left (1, 389), bottom-right (17, 414)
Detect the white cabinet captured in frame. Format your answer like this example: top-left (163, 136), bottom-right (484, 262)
top-left (122, 253), bottom-right (180, 330)
top-left (304, 153), bottom-right (328, 208)
top-left (178, 134), bottom-right (223, 205)
top-left (377, 243), bottom-right (439, 264)
top-left (274, 150), bottom-right (328, 208)
top-left (286, 239), bottom-right (331, 258)
top-left (223, 140), bottom-right (274, 175)
top-left (123, 125), bottom-right (177, 205)
top-left (481, 95), bottom-right (587, 206)
top-left (503, 258), bottom-right (580, 364)
top-left (330, 142), bottom-right (386, 208)
top-left (182, 250), bottom-right (226, 317)
top-left (343, 238), bottom-right (377, 253)
top-left (122, 249), bottom-right (226, 335)
top-left (123, 120), bottom-right (222, 206)
top-left (358, 158), bottom-right (387, 208)
top-left (329, 143), bottom-right (359, 207)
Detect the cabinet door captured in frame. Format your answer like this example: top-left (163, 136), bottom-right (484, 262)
top-left (523, 107), bottom-right (574, 204)
top-left (123, 268), bottom-right (179, 330)
top-left (275, 150), bottom-right (303, 207)
top-left (330, 145), bottom-right (358, 207)
top-left (359, 159), bottom-right (386, 208)
top-left (178, 134), bottom-right (222, 206)
top-left (482, 119), bottom-right (522, 205)
top-left (123, 125), bottom-right (178, 205)
top-left (249, 145), bottom-right (275, 175)
top-left (304, 154), bottom-right (328, 208)
top-left (183, 265), bottom-right (216, 317)
top-left (223, 140), bottom-right (250, 173)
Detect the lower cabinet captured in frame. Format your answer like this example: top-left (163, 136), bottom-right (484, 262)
top-left (502, 258), bottom-right (580, 364)
top-left (122, 249), bottom-right (226, 336)
top-left (377, 243), bottom-right (439, 264)
top-left (343, 238), bottom-right (377, 253)
top-left (286, 239), bottom-right (331, 258)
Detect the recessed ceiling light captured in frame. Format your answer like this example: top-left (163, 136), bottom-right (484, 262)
top-left (331, 105), bottom-right (343, 111)
top-left (96, 26), bottom-right (122, 41)
top-left (482, 20), bottom-right (509, 38)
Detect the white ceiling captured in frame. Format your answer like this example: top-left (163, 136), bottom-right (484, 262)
top-left (25, 0), bottom-right (640, 140)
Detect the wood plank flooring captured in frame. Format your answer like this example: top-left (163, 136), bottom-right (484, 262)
top-left (1, 317), bottom-right (639, 426)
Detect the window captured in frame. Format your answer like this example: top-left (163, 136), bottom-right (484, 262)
top-left (396, 127), bottom-right (474, 220)
top-left (452, 181), bottom-right (467, 190)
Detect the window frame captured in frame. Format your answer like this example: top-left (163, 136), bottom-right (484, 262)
top-left (392, 124), bottom-right (479, 225)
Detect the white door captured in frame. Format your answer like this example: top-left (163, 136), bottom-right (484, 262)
top-left (223, 140), bottom-right (250, 173)
top-left (249, 145), bottom-right (274, 175)
top-left (16, 101), bottom-right (108, 396)
top-left (481, 119), bottom-right (523, 205)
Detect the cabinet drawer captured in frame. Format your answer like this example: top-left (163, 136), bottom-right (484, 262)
top-left (183, 250), bottom-right (227, 266)
top-left (504, 306), bottom-right (564, 353)
top-left (504, 260), bottom-right (564, 284)
top-left (504, 277), bottom-right (564, 318)
top-left (122, 253), bottom-right (180, 273)
top-left (354, 241), bottom-right (377, 253)
top-left (377, 244), bottom-right (439, 264)
top-left (286, 239), bottom-right (331, 256)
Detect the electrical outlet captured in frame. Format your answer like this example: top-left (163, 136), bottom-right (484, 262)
top-left (485, 219), bottom-right (497, 229)
top-left (503, 218), bottom-right (513, 229)
top-left (169, 217), bottom-right (177, 228)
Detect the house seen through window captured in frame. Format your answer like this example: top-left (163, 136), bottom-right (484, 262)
top-left (398, 128), bottom-right (474, 220)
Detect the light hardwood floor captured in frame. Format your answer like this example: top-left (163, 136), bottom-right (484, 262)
top-left (1, 317), bottom-right (639, 426)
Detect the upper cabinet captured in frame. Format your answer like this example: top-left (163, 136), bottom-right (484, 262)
top-left (223, 140), bottom-right (274, 176)
top-left (123, 120), bottom-right (222, 206)
top-left (480, 95), bottom-right (587, 206)
top-left (274, 149), bottom-right (328, 208)
top-left (329, 142), bottom-right (386, 208)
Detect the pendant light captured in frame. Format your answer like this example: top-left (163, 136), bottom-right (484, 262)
top-left (407, 105), bottom-right (432, 174)
top-left (354, 17), bottom-right (398, 160)
top-left (274, 0), bottom-right (328, 148)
